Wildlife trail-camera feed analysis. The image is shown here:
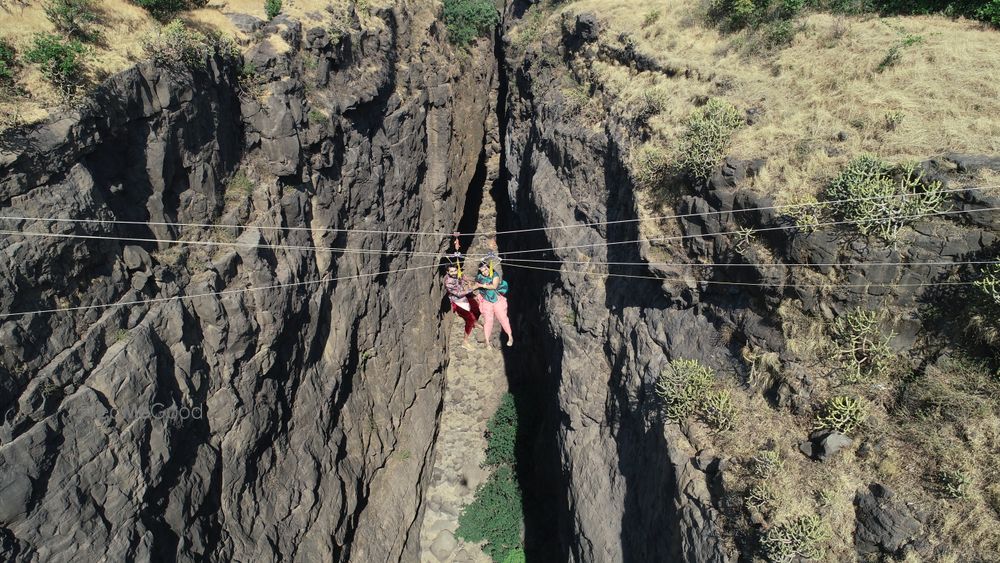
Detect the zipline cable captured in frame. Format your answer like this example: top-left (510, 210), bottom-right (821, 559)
top-left (502, 261), bottom-right (981, 288)
top-left (481, 184), bottom-right (999, 237)
top-left (486, 206), bottom-right (1000, 258)
top-left (2, 206), bottom-right (997, 261)
top-left (0, 230), bottom-right (443, 259)
top-left (0, 184), bottom-right (995, 239)
top-left (501, 258), bottom-right (1000, 268)
top-left (0, 262), bottom-right (441, 319)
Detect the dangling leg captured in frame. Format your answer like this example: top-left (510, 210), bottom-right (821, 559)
top-left (480, 299), bottom-right (496, 348)
top-left (453, 302), bottom-right (477, 349)
top-left (495, 296), bottom-right (514, 346)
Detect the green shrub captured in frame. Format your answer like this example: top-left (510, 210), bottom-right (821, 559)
top-left (24, 33), bottom-right (87, 94)
top-left (725, 0), bottom-right (759, 27)
top-left (745, 481), bottom-right (778, 511)
top-left (442, 0), bottom-right (499, 46)
top-left (760, 514), bottom-right (830, 562)
top-left (780, 0), bottom-right (808, 17)
top-left (938, 468), bottom-right (971, 499)
top-left (44, 0), bottom-right (98, 41)
top-left (144, 20), bottom-right (237, 69)
top-left (701, 389), bottom-right (738, 431)
top-left (501, 548), bottom-right (526, 563)
top-left (678, 98), bottom-right (744, 181)
top-left (974, 263), bottom-right (1000, 306)
top-left (790, 205), bottom-right (821, 232)
top-left (876, 33), bottom-right (924, 72)
top-left (631, 87), bottom-right (669, 128)
top-left (877, 0), bottom-right (998, 24)
top-left (485, 393), bottom-right (518, 467)
top-left (764, 19), bottom-right (797, 47)
top-left (133, 0), bottom-right (189, 21)
top-left (832, 308), bottom-right (894, 383)
top-left (265, 0), bottom-right (281, 20)
top-left (632, 142), bottom-right (672, 192)
top-left (0, 38), bottom-right (16, 91)
top-left (751, 450), bottom-right (784, 478)
top-left (456, 465), bottom-right (523, 562)
top-left (967, 263), bottom-right (1000, 346)
top-left (814, 395), bottom-right (868, 435)
top-left (144, 20), bottom-right (210, 68)
top-left (825, 155), bottom-right (944, 240)
top-left (884, 109), bottom-right (905, 131)
top-left (976, 0), bottom-right (1000, 24)
top-left (712, 0), bottom-right (806, 31)
top-left (642, 9), bottom-right (662, 28)
top-left (656, 358), bottom-right (715, 422)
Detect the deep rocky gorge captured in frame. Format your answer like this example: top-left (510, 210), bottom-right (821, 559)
top-left (1, 1), bottom-right (999, 562)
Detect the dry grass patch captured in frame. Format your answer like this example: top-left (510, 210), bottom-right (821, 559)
top-left (0, 0), bottom-right (402, 133)
top-left (557, 1), bottom-right (1000, 202)
top-left (0, 0), bottom-right (155, 125)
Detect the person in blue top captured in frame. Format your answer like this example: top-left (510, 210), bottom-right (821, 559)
top-left (474, 253), bottom-right (512, 349)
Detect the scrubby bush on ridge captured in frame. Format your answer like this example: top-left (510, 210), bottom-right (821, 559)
top-left (678, 98), bottom-right (744, 181)
top-left (132, 0), bottom-right (190, 21)
top-left (143, 20), bottom-right (239, 70)
top-left (760, 514), bottom-right (830, 562)
top-left (265, 0), bottom-right (282, 20)
top-left (24, 33), bottom-right (87, 95)
top-left (44, 0), bottom-right (99, 41)
top-left (825, 154), bottom-right (944, 241)
top-left (631, 142), bottom-right (672, 192)
top-left (814, 395), bottom-right (868, 434)
top-left (443, 0), bottom-right (499, 46)
top-left (0, 38), bottom-right (16, 91)
top-left (832, 308), bottom-right (894, 383)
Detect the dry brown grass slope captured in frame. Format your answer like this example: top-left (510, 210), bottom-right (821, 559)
top-left (0, 0), bottom-right (397, 129)
top-left (510, 2), bottom-right (1000, 561)
top-left (525, 0), bottom-right (1000, 204)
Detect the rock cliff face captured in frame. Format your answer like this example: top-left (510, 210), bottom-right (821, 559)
top-left (497, 8), bottom-right (999, 562)
top-left (0, 4), bottom-right (496, 561)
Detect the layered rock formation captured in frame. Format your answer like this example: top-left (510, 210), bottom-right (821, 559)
top-left (0, 3), bottom-right (496, 561)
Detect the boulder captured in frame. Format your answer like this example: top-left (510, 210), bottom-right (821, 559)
top-left (122, 245), bottom-right (151, 271)
top-left (800, 430), bottom-right (853, 461)
top-left (574, 13), bottom-right (600, 42)
top-left (944, 153), bottom-right (1000, 174)
top-left (562, 12), bottom-right (600, 52)
top-left (227, 13), bottom-right (264, 34)
top-left (855, 483), bottom-right (923, 556)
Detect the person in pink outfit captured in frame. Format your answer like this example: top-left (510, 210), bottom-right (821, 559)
top-left (474, 260), bottom-right (513, 349)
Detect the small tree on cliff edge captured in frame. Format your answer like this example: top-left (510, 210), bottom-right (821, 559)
top-left (443, 0), bottom-right (499, 46)
top-left (265, 0), bottom-right (282, 20)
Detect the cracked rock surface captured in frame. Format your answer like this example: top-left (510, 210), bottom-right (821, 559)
top-left (0, 4), bottom-right (496, 561)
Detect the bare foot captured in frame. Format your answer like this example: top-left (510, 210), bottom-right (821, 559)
top-left (506, 338), bottom-right (514, 347)
top-left (462, 340), bottom-right (474, 351)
